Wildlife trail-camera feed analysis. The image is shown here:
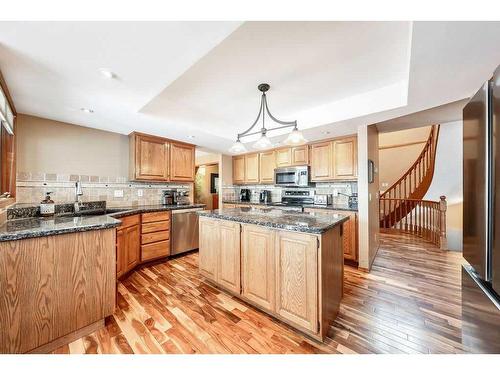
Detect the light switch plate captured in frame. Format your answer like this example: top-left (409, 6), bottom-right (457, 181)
top-left (137, 189), bottom-right (143, 197)
top-left (114, 190), bottom-right (124, 198)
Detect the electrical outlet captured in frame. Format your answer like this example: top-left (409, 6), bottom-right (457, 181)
top-left (114, 190), bottom-right (124, 198)
top-left (333, 189), bottom-right (338, 196)
top-left (137, 189), bottom-right (143, 197)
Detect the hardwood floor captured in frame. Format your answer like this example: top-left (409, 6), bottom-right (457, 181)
top-left (53, 232), bottom-right (468, 354)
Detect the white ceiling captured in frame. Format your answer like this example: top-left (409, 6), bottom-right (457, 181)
top-left (1, 21), bottom-right (500, 153)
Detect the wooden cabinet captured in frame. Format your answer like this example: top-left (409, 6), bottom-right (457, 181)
top-left (303, 208), bottom-right (358, 262)
top-left (140, 211), bottom-right (170, 262)
top-left (276, 148), bottom-right (292, 167)
top-left (333, 137), bottom-right (357, 180)
top-left (129, 132), bottom-right (195, 182)
top-left (275, 231), bottom-right (318, 333)
top-left (259, 151), bottom-right (276, 183)
top-left (245, 153), bottom-right (260, 183)
top-left (241, 224), bottom-right (276, 311)
top-left (310, 141), bottom-right (333, 181)
top-left (130, 133), bottom-right (169, 181)
top-left (232, 155), bottom-right (245, 185)
top-left (199, 217), bottom-right (219, 280)
top-left (217, 221), bottom-right (241, 294)
top-left (116, 214), bottom-right (141, 279)
top-left (170, 142), bottom-right (195, 182)
top-left (291, 145), bottom-right (309, 165)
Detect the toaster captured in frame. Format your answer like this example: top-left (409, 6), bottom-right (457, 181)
top-left (313, 194), bottom-right (333, 206)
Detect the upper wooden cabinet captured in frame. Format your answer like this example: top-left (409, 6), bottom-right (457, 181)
top-left (232, 135), bottom-right (357, 184)
top-left (276, 148), bottom-right (292, 167)
top-left (170, 142), bottom-right (195, 181)
top-left (259, 151), bottom-right (276, 184)
top-left (332, 137), bottom-right (357, 180)
top-left (310, 136), bottom-right (357, 182)
top-left (310, 141), bottom-right (332, 181)
top-left (233, 156), bottom-right (246, 184)
top-left (245, 153), bottom-right (260, 183)
top-left (291, 145), bottom-right (309, 165)
top-left (130, 133), bottom-right (169, 181)
top-left (129, 132), bottom-right (195, 182)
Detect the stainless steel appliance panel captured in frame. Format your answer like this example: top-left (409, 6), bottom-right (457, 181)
top-left (463, 82), bottom-right (491, 281)
top-left (493, 66), bottom-right (500, 293)
top-left (274, 166), bottom-right (309, 187)
top-left (171, 208), bottom-right (204, 255)
top-left (462, 265), bottom-right (500, 353)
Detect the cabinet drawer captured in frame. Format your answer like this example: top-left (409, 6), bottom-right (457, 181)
top-left (117, 214), bottom-right (140, 230)
top-left (142, 211), bottom-right (170, 223)
top-left (141, 230), bottom-right (170, 245)
top-left (141, 240), bottom-right (170, 262)
top-left (142, 220), bottom-right (170, 233)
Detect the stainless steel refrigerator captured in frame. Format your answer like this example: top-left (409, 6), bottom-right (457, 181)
top-left (462, 64), bottom-right (500, 353)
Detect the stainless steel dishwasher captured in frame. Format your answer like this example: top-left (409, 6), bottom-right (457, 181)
top-left (171, 207), bottom-right (204, 255)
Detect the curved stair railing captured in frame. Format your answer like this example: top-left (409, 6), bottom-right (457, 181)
top-left (379, 125), bottom-right (447, 248)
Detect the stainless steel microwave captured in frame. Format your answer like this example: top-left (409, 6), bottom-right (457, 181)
top-left (274, 166), bottom-right (310, 187)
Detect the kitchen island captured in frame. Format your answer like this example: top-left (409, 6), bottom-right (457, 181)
top-left (197, 207), bottom-right (348, 341)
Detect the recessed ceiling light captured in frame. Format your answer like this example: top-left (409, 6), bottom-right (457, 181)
top-left (99, 68), bottom-right (116, 79)
top-left (80, 107), bottom-right (94, 113)
top-left (322, 131), bottom-right (331, 135)
top-left (187, 135), bottom-right (196, 139)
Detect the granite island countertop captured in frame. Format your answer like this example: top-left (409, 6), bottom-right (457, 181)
top-left (222, 200), bottom-right (357, 212)
top-left (1, 203), bottom-right (206, 242)
top-left (198, 207), bottom-right (349, 234)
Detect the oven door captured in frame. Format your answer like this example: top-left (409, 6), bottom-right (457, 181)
top-left (274, 168), bottom-right (299, 186)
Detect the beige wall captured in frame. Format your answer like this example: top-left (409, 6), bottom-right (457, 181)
top-left (357, 124), bottom-right (380, 270)
top-left (378, 126), bottom-right (431, 192)
top-left (196, 153), bottom-right (220, 166)
top-left (16, 114), bottom-right (129, 178)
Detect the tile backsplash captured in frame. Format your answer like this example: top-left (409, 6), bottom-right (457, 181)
top-left (16, 172), bottom-right (193, 207)
top-left (222, 182), bottom-right (357, 205)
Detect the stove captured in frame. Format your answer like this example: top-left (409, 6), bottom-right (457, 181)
top-left (279, 190), bottom-right (315, 211)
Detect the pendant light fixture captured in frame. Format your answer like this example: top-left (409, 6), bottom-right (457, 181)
top-left (229, 83), bottom-right (307, 153)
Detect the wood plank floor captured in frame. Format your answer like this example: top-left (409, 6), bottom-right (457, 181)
top-left (53, 232), bottom-right (469, 354)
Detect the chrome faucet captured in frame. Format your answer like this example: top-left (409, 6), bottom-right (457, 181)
top-left (74, 181), bottom-right (83, 212)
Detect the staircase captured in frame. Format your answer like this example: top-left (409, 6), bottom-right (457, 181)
top-left (379, 125), bottom-right (447, 248)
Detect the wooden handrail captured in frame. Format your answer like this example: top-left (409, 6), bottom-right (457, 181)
top-left (380, 196), bottom-right (447, 248)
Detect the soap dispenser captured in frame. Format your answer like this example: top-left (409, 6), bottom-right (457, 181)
top-left (40, 192), bottom-right (55, 217)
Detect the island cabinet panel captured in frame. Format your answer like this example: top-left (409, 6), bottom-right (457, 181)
top-left (310, 141), bottom-right (333, 181)
top-left (0, 229), bottom-right (116, 353)
top-left (332, 137), bottom-right (357, 180)
top-left (232, 155), bottom-right (246, 185)
top-left (245, 153), bottom-right (260, 183)
top-left (199, 217), bottom-right (220, 280)
top-left (130, 133), bottom-right (170, 181)
top-left (217, 221), bottom-right (241, 294)
top-left (170, 142), bottom-right (195, 182)
top-left (275, 231), bottom-right (318, 333)
top-left (276, 148), bottom-right (292, 167)
top-left (291, 145), bottom-right (309, 166)
top-left (241, 225), bottom-right (276, 311)
top-left (259, 151), bottom-right (276, 183)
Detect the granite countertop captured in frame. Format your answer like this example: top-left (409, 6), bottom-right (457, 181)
top-left (222, 200), bottom-right (357, 212)
top-left (198, 207), bottom-right (349, 234)
top-left (0, 215), bottom-right (121, 242)
top-left (0, 203), bottom-right (206, 242)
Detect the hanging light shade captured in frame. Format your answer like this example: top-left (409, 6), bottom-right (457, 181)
top-left (229, 83), bottom-right (302, 152)
top-left (228, 138), bottom-right (247, 154)
top-left (252, 130), bottom-right (273, 149)
top-left (283, 126), bottom-right (307, 146)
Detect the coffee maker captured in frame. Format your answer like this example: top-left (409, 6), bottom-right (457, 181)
top-left (162, 189), bottom-right (176, 205)
top-left (240, 188), bottom-right (251, 202)
top-left (259, 190), bottom-right (271, 204)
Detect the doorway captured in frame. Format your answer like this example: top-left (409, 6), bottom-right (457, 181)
top-left (194, 163), bottom-right (219, 210)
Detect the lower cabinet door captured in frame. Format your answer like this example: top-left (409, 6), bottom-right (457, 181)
top-left (125, 224), bottom-right (140, 271)
top-left (199, 217), bottom-right (220, 280)
top-left (217, 221), bottom-right (241, 294)
top-left (241, 225), bottom-right (275, 311)
top-left (275, 231), bottom-right (318, 333)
